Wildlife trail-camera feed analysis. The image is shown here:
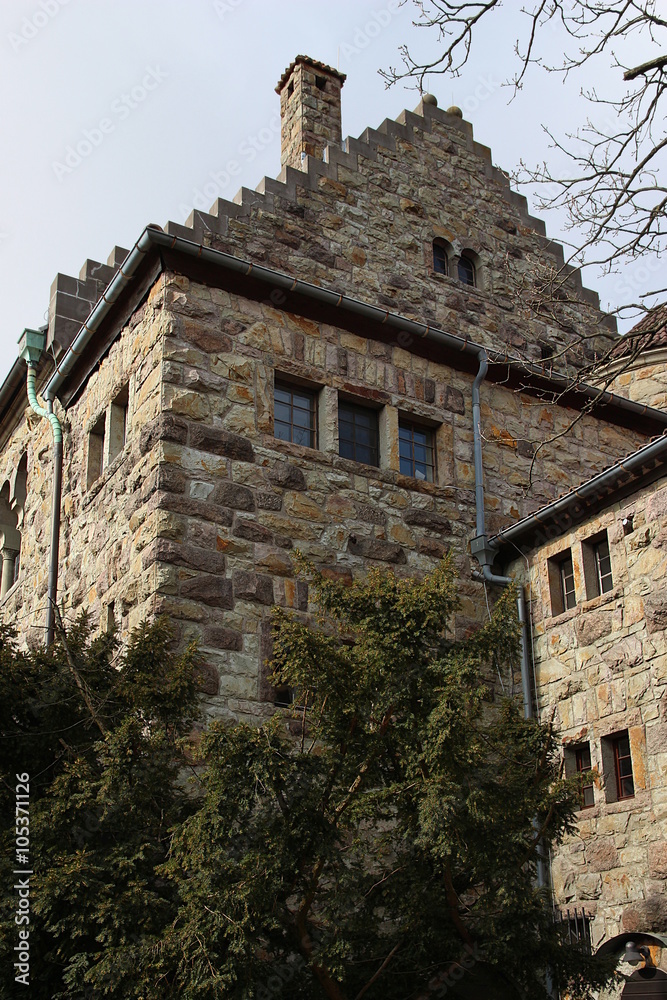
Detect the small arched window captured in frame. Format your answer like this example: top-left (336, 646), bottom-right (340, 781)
top-left (457, 254), bottom-right (475, 286)
top-left (432, 240), bottom-right (450, 276)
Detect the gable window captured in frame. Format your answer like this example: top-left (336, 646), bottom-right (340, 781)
top-left (575, 743), bottom-right (595, 808)
top-left (457, 253), bottom-right (475, 286)
top-left (399, 420), bottom-right (435, 482)
top-left (274, 382), bottom-right (318, 448)
top-left (548, 549), bottom-right (576, 615)
top-left (338, 401), bottom-right (379, 467)
top-left (433, 240), bottom-right (449, 275)
top-left (583, 530), bottom-right (613, 599)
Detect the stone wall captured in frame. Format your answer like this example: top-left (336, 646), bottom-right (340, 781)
top-left (605, 348), bottom-right (667, 410)
top-left (0, 278), bottom-right (168, 645)
top-left (0, 268), bottom-right (645, 720)
top-left (507, 479), bottom-right (667, 950)
top-left (138, 272), bottom-right (643, 725)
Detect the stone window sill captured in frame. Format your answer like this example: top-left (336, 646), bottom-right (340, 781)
top-left (82, 449), bottom-right (127, 507)
top-left (546, 606), bottom-right (579, 627)
top-left (601, 788), bottom-right (649, 814)
top-left (545, 583), bottom-right (621, 626)
top-left (580, 585), bottom-right (621, 612)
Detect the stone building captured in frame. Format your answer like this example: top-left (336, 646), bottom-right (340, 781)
top-left (497, 435), bottom-right (667, 971)
top-left (0, 55), bottom-right (665, 983)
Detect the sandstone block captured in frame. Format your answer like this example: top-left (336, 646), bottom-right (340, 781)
top-left (195, 661), bottom-right (220, 695)
top-left (189, 424), bottom-right (254, 462)
top-left (142, 538), bottom-right (226, 575)
top-left (233, 519), bottom-right (274, 543)
top-left (585, 837), bottom-right (619, 872)
top-left (256, 549), bottom-right (294, 576)
top-left (418, 537), bottom-right (449, 559)
top-left (257, 491), bottom-right (282, 511)
top-left (182, 319), bottom-right (233, 353)
top-left (210, 482), bottom-right (255, 511)
top-left (283, 492), bottom-right (326, 521)
top-left (180, 574), bottom-right (233, 609)
top-left (267, 462), bottom-right (306, 491)
top-left (443, 386), bottom-right (465, 415)
top-left (648, 841), bottom-right (667, 879)
top-left (139, 413), bottom-right (188, 454)
top-left (403, 508), bottom-right (452, 534)
top-left (201, 625), bottom-right (243, 650)
top-left (647, 486), bottom-right (667, 522)
top-left (576, 610), bottom-right (614, 647)
top-left (347, 536), bottom-right (406, 564)
top-left (645, 594), bottom-right (667, 635)
top-left (622, 894), bottom-right (667, 932)
top-left (156, 465), bottom-right (187, 494)
top-left (160, 492), bottom-right (234, 527)
top-left (233, 570), bottom-right (274, 605)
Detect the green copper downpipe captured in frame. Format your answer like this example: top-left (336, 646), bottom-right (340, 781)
top-left (20, 330), bottom-right (63, 646)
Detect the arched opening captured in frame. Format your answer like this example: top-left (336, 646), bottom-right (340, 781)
top-left (0, 455), bottom-right (27, 599)
top-left (0, 483), bottom-right (21, 598)
top-left (622, 967), bottom-right (667, 998)
top-left (432, 239), bottom-right (450, 276)
top-left (457, 253), bottom-right (476, 286)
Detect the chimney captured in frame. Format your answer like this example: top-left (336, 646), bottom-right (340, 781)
top-left (276, 56), bottom-right (346, 171)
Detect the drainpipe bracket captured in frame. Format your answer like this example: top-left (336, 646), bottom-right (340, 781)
top-left (18, 328), bottom-right (46, 366)
top-left (470, 533), bottom-right (497, 567)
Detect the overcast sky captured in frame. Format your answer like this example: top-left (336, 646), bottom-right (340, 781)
top-left (0, 0), bottom-right (662, 386)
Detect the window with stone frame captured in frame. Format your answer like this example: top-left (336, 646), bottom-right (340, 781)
top-left (86, 383), bottom-right (130, 490)
top-left (575, 743), bottom-right (595, 808)
top-left (398, 419), bottom-right (436, 482)
top-left (338, 400), bottom-right (379, 467)
top-left (563, 741), bottom-right (596, 810)
top-left (457, 252), bottom-right (476, 286)
top-left (582, 529), bottom-right (614, 600)
top-left (432, 239), bottom-right (450, 275)
top-left (0, 460), bottom-right (25, 600)
top-left (107, 385), bottom-right (129, 466)
top-left (547, 549), bottom-right (577, 616)
top-left (601, 730), bottom-right (635, 803)
top-left (86, 413), bottom-right (106, 489)
top-left (274, 380), bottom-right (318, 449)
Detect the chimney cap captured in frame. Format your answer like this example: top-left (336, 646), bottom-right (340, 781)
top-left (276, 55), bottom-right (346, 94)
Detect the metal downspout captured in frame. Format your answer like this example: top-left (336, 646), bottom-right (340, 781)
top-left (470, 349), bottom-right (548, 902)
top-left (26, 365), bottom-right (63, 646)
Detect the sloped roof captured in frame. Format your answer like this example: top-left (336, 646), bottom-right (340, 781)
top-left (491, 432), bottom-right (667, 557)
top-left (612, 302), bottom-right (667, 358)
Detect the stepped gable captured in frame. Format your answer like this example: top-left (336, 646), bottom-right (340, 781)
top-left (163, 95), bottom-right (612, 340)
top-left (47, 245), bottom-right (129, 356)
top-left (46, 87), bottom-right (616, 362)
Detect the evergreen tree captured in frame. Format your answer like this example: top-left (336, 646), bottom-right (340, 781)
top-left (0, 562), bottom-right (615, 998)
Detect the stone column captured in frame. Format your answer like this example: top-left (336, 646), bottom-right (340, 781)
top-left (1, 548), bottom-right (18, 597)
